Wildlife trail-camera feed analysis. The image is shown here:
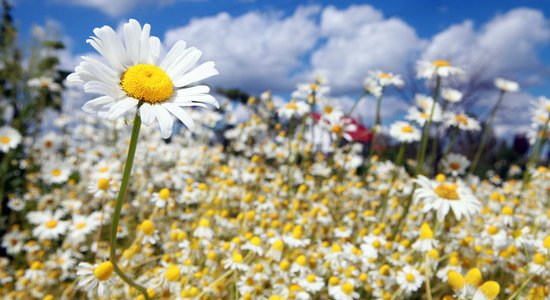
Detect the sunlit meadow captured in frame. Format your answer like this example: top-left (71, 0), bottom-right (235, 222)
top-left (0, 1), bottom-right (549, 300)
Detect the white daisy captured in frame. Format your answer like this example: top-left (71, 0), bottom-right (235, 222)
top-left (441, 88), bottom-right (463, 103)
top-left (30, 210), bottom-right (68, 241)
top-left (278, 100), bottom-right (310, 120)
top-left (68, 19), bottom-right (219, 138)
top-left (76, 261), bottom-right (116, 299)
top-left (417, 60), bottom-right (464, 79)
top-left (443, 112), bottom-right (481, 131)
top-left (41, 162), bottom-right (71, 184)
top-left (395, 266), bottom-right (424, 294)
top-left (442, 153), bottom-right (470, 176)
top-left (389, 121), bottom-right (421, 143)
top-left (0, 126), bottom-right (22, 153)
top-left (494, 78), bottom-right (519, 93)
top-left (414, 175), bottom-right (481, 222)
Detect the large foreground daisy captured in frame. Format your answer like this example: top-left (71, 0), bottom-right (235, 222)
top-left (414, 175), bottom-right (481, 222)
top-left (68, 19), bottom-right (219, 138)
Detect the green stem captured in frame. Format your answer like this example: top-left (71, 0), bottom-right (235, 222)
top-left (416, 76), bottom-right (441, 176)
top-left (109, 111), bottom-right (150, 300)
top-left (378, 143), bottom-right (406, 219)
top-left (469, 90), bottom-right (505, 176)
top-left (346, 91), bottom-right (367, 116)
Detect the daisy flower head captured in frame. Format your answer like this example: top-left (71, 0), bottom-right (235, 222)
top-left (414, 175), bottom-right (481, 222)
top-left (472, 281), bottom-right (500, 300)
top-left (494, 77), bottom-right (519, 93)
top-left (441, 87), bottom-right (463, 103)
top-left (442, 153), bottom-right (470, 176)
top-left (396, 266), bottom-right (424, 294)
top-left (0, 126), bottom-right (22, 153)
top-left (278, 100), bottom-right (310, 120)
top-left (443, 112), bottom-right (481, 131)
top-left (68, 19), bottom-right (219, 138)
top-left (320, 114), bottom-right (357, 142)
top-left (76, 261), bottom-right (116, 299)
top-left (416, 59), bottom-right (464, 79)
top-left (389, 121), bottom-right (421, 143)
top-left (42, 162), bottom-right (71, 184)
top-left (29, 210), bottom-right (68, 241)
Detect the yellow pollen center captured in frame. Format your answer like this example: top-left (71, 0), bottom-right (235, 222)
top-left (93, 261), bottom-right (114, 281)
top-left (449, 162), bottom-right (461, 170)
top-left (479, 281), bottom-right (500, 300)
top-left (1, 136), bottom-right (10, 144)
top-left (76, 222), bottom-right (87, 229)
top-left (141, 220), bottom-right (155, 235)
top-left (272, 240), bottom-right (284, 251)
top-left (455, 114), bottom-right (468, 125)
top-left (159, 188), bottom-right (170, 200)
top-left (434, 183), bottom-right (459, 200)
top-left (419, 223), bottom-right (433, 239)
top-left (401, 125), bottom-right (414, 133)
top-left (51, 169), bottom-right (62, 177)
top-left (285, 102), bottom-right (298, 110)
top-left (332, 125), bottom-right (343, 134)
top-left (121, 64), bottom-right (173, 104)
top-left (165, 265), bottom-right (181, 282)
top-left (341, 282), bottom-right (354, 295)
top-left (199, 218), bottom-right (210, 227)
top-left (324, 106), bottom-right (333, 113)
top-left (45, 220), bottom-right (58, 229)
top-left (97, 178), bottom-right (110, 191)
top-left (378, 72), bottom-right (392, 79)
top-left (420, 112), bottom-right (429, 119)
top-left (233, 253), bottom-right (244, 263)
top-left (250, 237), bottom-right (261, 246)
top-left (432, 60), bottom-right (450, 67)
top-left (405, 273), bottom-right (415, 282)
top-left (307, 274), bottom-right (316, 283)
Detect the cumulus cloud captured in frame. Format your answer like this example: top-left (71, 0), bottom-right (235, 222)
top-left (52, 0), bottom-right (176, 17)
top-left (422, 8), bottom-right (550, 84)
top-left (164, 6), bottom-right (320, 93)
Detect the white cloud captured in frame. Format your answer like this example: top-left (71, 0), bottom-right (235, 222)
top-left (52, 0), bottom-right (176, 17)
top-left (164, 6), bottom-right (320, 93)
top-left (422, 8), bottom-right (550, 83)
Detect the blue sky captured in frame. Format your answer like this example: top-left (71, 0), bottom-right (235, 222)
top-left (10, 0), bottom-right (550, 134)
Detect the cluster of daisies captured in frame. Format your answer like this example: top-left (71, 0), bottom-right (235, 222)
top-left (0, 19), bottom-right (549, 300)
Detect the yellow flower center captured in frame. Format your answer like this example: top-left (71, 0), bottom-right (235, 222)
top-left (434, 183), bottom-right (459, 200)
top-left (419, 223), bottom-right (433, 239)
top-left (306, 274), bottom-right (316, 283)
top-left (487, 225), bottom-right (499, 235)
top-left (272, 240), bottom-right (284, 251)
top-left (285, 102), bottom-right (298, 110)
top-left (465, 268), bottom-right (482, 287)
top-left (250, 236), bottom-right (261, 246)
top-left (159, 188), bottom-right (170, 200)
top-left (501, 206), bottom-right (513, 216)
top-left (448, 162), bottom-right (462, 171)
top-left (45, 220), bottom-right (58, 229)
top-left (51, 169), bottom-right (62, 177)
top-left (1, 136), bottom-right (10, 144)
top-left (432, 60), bottom-right (450, 67)
top-left (324, 105), bottom-right (333, 114)
top-left (479, 281), bottom-right (500, 300)
top-left (455, 114), bottom-right (469, 125)
top-left (341, 282), bottom-right (354, 295)
top-left (331, 124), bottom-right (343, 134)
top-left (199, 218), bottom-right (210, 227)
top-left (30, 261), bottom-right (44, 270)
top-left (447, 271), bottom-right (465, 290)
top-left (97, 178), bottom-right (110, 191)
top-left (121, 64), bottom-right (173, 104)
top-left (420, 112), bottom-right (429, 119)
top-left (378, 72), bottom-right (392, 79)
top-left (141, 219), bottom-right (155, 235)
top-left (76, 222), bottom-right (87, 229)
top-left (233, 252), bottom-right (244, 263)
top-left (296, 255), bottom-right (307, 266)
top-left (93, 261), bottom-right (114, 281)
top-left (165, 265), bottom-right (181, 282)
top-left (533, 253), bottom-right (545, 265)
top-left (292, 226), bottom-right (303, 239)
top-left (401, 125), bottom-right (414, 133)
top-left (405, 273), bottom-right (415, 283)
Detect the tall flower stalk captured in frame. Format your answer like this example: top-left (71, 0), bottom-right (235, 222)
top-left (469, 90), bottom-right (505, 175)
top-left (415, 75), bottom-right (441, 176)
top-left (108, 110), bottom-right (150, 300)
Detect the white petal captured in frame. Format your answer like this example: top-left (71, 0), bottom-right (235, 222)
top-left (165, 47), bottom-right (202, 80)
top-left (139, 103), bottom-right (155, 126)
top-left (139, 23), bottom-right (151, 63)
top-left (160, 40), bottom-right (187, 71)
top-left (124, 20), bottom-right (141, 65)
top-left (163, 102), bottom-right (195, 130)
top-left (148, 37), bottom-right (161, 65)
top-left (103, 98), bottom-right (138, 120)
top-left (153, 105), bottom-right (174, 138)
top-left (173, 61), bottom-right (218, 87)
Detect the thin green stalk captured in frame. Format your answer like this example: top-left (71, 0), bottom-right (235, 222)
top-left (346, 91), bottom-right (367, 116)
top-left (378, 143), bottom-right (406, 219)
top-left (469, 90), bottom-right (505, 176)
top-left (416, 75), bottom-right (441, 176)
top-left (109, 111), bottom-right (151, 300)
